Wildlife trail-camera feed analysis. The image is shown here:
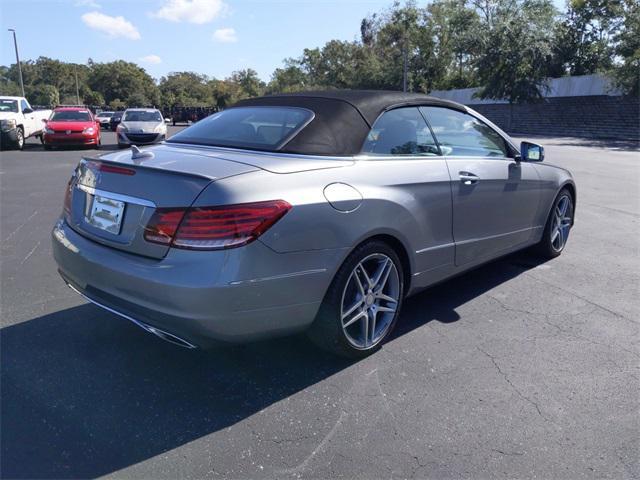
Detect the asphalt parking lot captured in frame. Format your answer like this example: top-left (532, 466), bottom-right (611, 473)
top-left (1, 129), bottom-right (638, 479)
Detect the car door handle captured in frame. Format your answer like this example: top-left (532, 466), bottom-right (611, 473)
top-left (459, 172), bottom-right (479, 185)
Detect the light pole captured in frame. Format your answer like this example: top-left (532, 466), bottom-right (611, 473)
top-left (7, 29), bottom-right (25, 97)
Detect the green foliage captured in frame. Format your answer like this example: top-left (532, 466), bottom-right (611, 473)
top-left (228, 69), bottom-right (266, 98)
top-left (159, 71), bottom-right (213, 108)
top-left (109, 99), bottom-right (127, 110)
top-left (87, 60), bottom-right (159, 106)
top-left (613, 0), bottom-right (639, 96)
top-left (27, 84), bottom-right (59, 106)
top-left (83, 90), bottom-right (104, 106)
top-left (125, 92), bottom-right (150, 107)
top-left (550, 0), bottom-right (625, 76)
top-left (0, 0), bottom-right (631, 106)
top-left (475, 0), bottom-right (558, 103)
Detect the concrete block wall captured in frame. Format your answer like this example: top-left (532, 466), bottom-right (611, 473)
top-left (469, 96), bottom-right (639, 141)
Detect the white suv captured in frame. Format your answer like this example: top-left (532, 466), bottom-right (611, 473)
top-left (116, 108), bottom-right (167, 148)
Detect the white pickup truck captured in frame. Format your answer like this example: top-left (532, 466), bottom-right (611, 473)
top-left (0, 96), bottom-right (52, 150)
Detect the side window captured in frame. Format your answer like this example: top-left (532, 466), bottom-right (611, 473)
top-left (420, 106), bottom-right (509, 158)
top-left (361, 107), bottom-right (439, 156)
top-left (20, 99), bottom-right (29, 112)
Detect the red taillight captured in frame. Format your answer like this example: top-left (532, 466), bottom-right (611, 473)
top-left (98, 164), bottom-right (136, 176)
top-left (144, 200), bottom-right (291, 250)
top-left (143, 209), bottom-right (185, 245)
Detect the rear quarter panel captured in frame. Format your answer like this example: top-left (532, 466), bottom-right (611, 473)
top-left (194, 156), bottom-right (455, 283)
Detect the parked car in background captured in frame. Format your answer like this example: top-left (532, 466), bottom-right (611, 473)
top-left (43, 106), bottom-right (101, 150)
top-left (109, 111), bottom-right (123, 131)
top-left (0, 96), bottom-right (51, 150)
top-left (167, 106), bottom-right (217, 125)
top-left (116, 108), bottom-right (167, 148)
top-left (95, 111), bottom-right (114, 129)
top-left (52, 91), bottom-right (576, 357)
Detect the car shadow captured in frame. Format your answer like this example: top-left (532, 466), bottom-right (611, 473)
top-left (1, 251), bottom-right (546, 479)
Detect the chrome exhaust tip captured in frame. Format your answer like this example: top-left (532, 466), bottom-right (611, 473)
top-left (65, 282), bottom-right (198, 349)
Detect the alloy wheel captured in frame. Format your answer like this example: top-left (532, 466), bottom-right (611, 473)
top-left (551, 194), bottom-right (572, 252)
top-left (340, 253), bottom-right (400, 349)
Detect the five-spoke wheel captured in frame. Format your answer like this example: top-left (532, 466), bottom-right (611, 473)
top-left (309, 240), bottom-right (404, 357)
top-left (536, 188), bottom-right (574, 258)
top-left (341, 253), bottom-right (400, 349)
top-left (550, 194), bottom-right (572, 252)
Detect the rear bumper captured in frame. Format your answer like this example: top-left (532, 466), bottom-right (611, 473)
top-left (52, 218), bottom-right (346, 347)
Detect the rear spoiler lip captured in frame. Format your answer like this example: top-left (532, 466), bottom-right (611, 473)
top-left (79, 155), bottom-right (221, 182)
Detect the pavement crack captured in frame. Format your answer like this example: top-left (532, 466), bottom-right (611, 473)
top-left (526, 273), bottom-right (638, 326)
top-left (2, 210), bottom-right (39, 244)
top-left (20, 240), bottom-right (41, 265)
top-left (491, 448), bottom-right (525, 456)
top-left (477, 347), bottom-right (553, 423)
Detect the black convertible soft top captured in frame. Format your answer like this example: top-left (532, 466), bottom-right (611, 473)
top-left (232, 90), bottom-right (466, 156)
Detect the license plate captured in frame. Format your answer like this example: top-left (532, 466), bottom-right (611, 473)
top-left (87, 194), bottom-right (125, 234)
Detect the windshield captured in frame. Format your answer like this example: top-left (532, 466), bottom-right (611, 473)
top-left (97, 112), bottom-right (113, 118)
top-left (0, 99), bottom-right (19, 113)
top-left (123, 110), bottom-right (162, 122)
top-left (167, 107), bottom-right (314, 150)
top-left (50, 110), bottom-right (93, 122)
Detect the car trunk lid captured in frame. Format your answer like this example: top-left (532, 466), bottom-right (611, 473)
top-left (67, 147), bottom-right (259, 259)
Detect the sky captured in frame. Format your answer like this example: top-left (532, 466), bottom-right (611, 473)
top-left (1, 0), bottom-right (396, 82)
top-left (1, 0), bottom-right (566, 83)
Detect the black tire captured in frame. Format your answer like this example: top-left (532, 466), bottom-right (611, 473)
top-left (15, 127), bottom-right (24, 150)
top-left (534, 188), bottom-right (574, 259)
top-left (308, 240), bottom-right (405, 358)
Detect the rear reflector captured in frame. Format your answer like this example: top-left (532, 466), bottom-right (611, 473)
top-left (63, 177), bottom-right (73, 218)
top-left (144, 200), bottom-right (291, 250)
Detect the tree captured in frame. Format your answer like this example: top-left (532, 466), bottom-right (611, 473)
top-left (83, 90), bottom-right (104, 106)
top-left (0, 66), bottom-right (22, 96)
top-left (550, 0), bottom-right (625, 76)
top-left (159, 72), bottom-right (213, 108)
top-left (475, 0), bottom-right (557, 104)
top-left (88, 60), bottom-right (159, 105)
top-left (28, 84), bottom-right (59, 106)
top-left (613, 0), bottom-right (639, 96)
top-left (126, 92), bottom-right (151, 107)
top-left (267, 63), bottom-right (310, 93)
top-left (109, 99), bottom-right (127, 110)
top-left (426, 0), bottom-right (482, 90)
top-left (228, 69), bottom-right (265, 98)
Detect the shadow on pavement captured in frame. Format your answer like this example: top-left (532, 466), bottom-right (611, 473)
top-left (1, 252), bottom-right (545, 479)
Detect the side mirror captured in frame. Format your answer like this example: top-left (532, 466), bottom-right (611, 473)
top-left (23, 107), bottom-right (33, 114)
top-left (520, 141), bottom-right (544, 162)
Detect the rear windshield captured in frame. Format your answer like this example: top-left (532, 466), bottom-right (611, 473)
top-left (0, 99), bottom-right (18, 113)
top-left (167, 107), bottom-right (314, 150)
top-left (51, 110), bottom-right (92, 121)
top-left (123, 110), bottom-right (162, 122)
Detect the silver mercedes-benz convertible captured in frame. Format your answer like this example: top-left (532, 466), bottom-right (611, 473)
top-left (52, 91), bottom-right (576, 357)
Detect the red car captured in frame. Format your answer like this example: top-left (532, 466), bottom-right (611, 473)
top-left (43, 107), bottom-right (101, 150)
